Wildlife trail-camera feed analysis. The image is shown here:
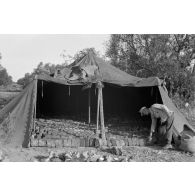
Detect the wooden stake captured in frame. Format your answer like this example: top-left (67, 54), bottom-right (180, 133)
top-left (96, 87), bottom-right (100, 134)
top-left (88, 88), bottom-right (91, 124)
top-left (100, 87), bottom-right (106, 140)
top-left (33, 79), bottom-right (38, 131)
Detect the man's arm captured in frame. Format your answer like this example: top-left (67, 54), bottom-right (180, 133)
top-left (149, 111), bottom-right (157, 141)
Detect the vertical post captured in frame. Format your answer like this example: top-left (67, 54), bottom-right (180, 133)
top-left (96, 87), bottom-right (100, 134)
top-left (99, 87), bottom-right (106, 141)
top-left (76, 89), bottom-right (79, 120)
top-left (33, 78), bottom-right (38, 131)
top-left (88, 88), bottom-right (91, 125)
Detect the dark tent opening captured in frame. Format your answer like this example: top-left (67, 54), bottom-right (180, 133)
top-left (102, 83), bottom-right (163, 127)
top-left (36, 80), bottom-right (162, 127)
top-left (36, 80), bottom-right (98, 122)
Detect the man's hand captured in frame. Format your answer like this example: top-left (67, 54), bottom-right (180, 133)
top-left (145, 135), bottom-right (154, 146)
top-left (148, 136), bottom-right (152, 142)
top-left (149, 130), bottom-right (154, 140)
top-left (150, 128), bottom-right (155, 134)
top-left (147, 130), bottom-right (153, 144)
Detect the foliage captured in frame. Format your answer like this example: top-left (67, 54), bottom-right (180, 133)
top-left (71, 48), bottom-right (101, 64)
top-left (0, 53), bottom-right (12, 86)
top-left (106, 34), bottom-right (195, 103)
top-left (17, 48), bottom-right (102, 88)
top-left (0, 68), bottom-right (12, 86)
top-left (17, 62), bottom-right (66, 88)
top-left (60, 50), bottom-right (74, 65)
top-left (17, 73), bottom-right (33, 88)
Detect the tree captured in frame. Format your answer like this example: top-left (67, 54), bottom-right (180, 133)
top-left (17, 73), bottom-right (33, 88)
top-left (71, 48), bottom-right (101, 62)
top-left (17, 61), bottom-right (66, 88)
top-left (106, 34), bottom-right (195, 103)
top-left (0, 68), bottom-right (12, 86)
top-left (60, 50), bottom-right (73, 65)
top-left (16, 48), bottom-right (101, 88)
top-left (0, 54), bottom-right (12, 86)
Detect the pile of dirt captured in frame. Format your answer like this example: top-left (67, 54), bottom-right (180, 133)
top-left (32, 119), bottom-right (96, 139)
top-left (1, 145), bottom-right (195, 162)
top-left (30, 118), bottom-right (149, 148)
top-left (33, 148), bottom-right (130, 162)
top-left (30, 119), bottom-right (98, 147)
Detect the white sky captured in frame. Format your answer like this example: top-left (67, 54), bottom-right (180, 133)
top-left (0, 34), bottom-right (110, 81)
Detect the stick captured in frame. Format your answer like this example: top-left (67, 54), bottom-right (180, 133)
top-left (33, 79), bottom-right (38, 131)
top-left (88, 88), bottom-right (91, 125)
top-left (100, 87), bottom-right (105, 140)
top-left (96, 88), bottom-right (100, 134)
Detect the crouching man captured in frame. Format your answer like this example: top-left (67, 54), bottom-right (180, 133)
top-left (139, 104), bottom-right (174, 149)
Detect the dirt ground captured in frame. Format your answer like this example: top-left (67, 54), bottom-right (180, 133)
top-left (1, 144), bottom-right (195, 162)
top-left (1, 90), bottom-right (195, 162)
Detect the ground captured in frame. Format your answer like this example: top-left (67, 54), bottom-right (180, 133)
top-left (1, 145), bottom-right (195, 162)
top-left (1, 89), bottom-right (195, 162)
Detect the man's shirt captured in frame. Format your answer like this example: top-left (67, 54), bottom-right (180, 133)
top-left (149, 104), bottom-right (173, 133)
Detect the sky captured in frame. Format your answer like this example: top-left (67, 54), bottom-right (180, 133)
top-left (0, 34), bottom-right (110, 82)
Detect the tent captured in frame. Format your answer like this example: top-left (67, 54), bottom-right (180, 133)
top-left (0, 50), bottom-right (194, 147)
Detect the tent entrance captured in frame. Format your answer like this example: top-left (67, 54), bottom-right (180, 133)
top-left (30, 80), bottom-right (163, 148)
top-left (36, 81), bottom-right (163, 124)
top-left (103, 83), bottom-right (163, 125)
top-left (30, 80), bottom-right (99, 147)
top-left (100, 83), bottom-right (163, 139)
top-left (36, 80), bottom-right (98, 122)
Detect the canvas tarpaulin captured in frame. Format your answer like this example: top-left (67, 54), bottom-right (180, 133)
top-left (54, 50), bottom-right (162, 87)
top-left (0, 80), bottom-right (36, 147)
top-left (158, 86), bottom-right (195, 135)
top-left (0, 51), bottom-right (194, 147)
top-left (37, 74), bottom-right (162, 88)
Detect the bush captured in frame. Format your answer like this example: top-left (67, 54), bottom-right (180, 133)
top-left (17, 73), bottom-right (33, 88)
top-left (0, 68), bottom-right (12, 86)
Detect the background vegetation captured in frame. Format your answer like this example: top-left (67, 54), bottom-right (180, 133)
top-left (1, 35), bottom-right (195, 115)
top-left (0, 54), bottom-right (12, 86)
top-left (106, 34), bottom-right (195, 105)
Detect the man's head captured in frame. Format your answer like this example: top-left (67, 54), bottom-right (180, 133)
top-left (139, 107), bottom-right (150, 116)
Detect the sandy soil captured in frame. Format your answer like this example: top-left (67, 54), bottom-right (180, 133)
top-left (1, 91), bottom-right (195, 162)
top-left (1, 145), bottom-right (195, 162)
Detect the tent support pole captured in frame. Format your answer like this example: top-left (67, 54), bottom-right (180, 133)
top-left (33, 78), bottom-right (38, 131)
top-left (88, 88), bottom-right (91, 125)
top-left (100, 87), bottom-right (106, 141)
top-left (96, 87), bottom-right (100, 135)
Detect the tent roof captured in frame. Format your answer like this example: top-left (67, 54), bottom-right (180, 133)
top-left (1, 50), bottom-right (193, 148)
top-left (38, 50), bottom-right (162, 87)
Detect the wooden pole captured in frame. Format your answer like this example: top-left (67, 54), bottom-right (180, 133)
top-left (33, 78), bottom-right (38, 131)
top-left (88, 88), bottom-right (91, 124)
top-left (99, 87), bottom-right (106, 141)
top-left (96, 87), bottom-right (100, 134)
